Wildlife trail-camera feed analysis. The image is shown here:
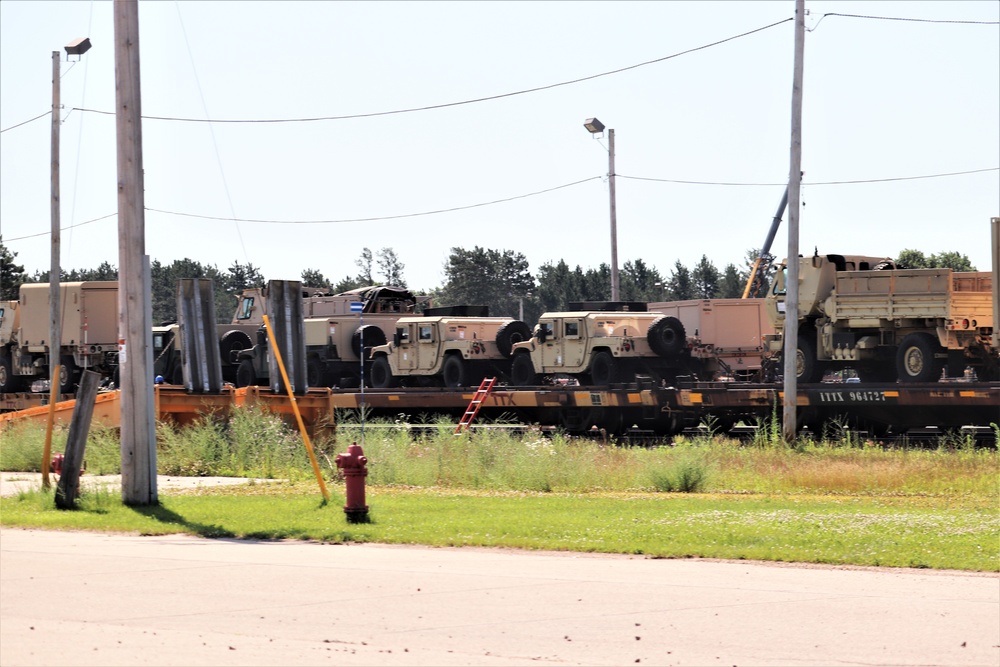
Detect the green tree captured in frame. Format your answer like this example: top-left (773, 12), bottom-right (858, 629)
top-left (440, 246), bottom-right (534, 318)
top-left (376, 247), bottom-right (407, 287)
top-left (619, 258), bottom-right (664, 302)
top-left (0, 237), bottom-right (27, 300)
top-left (664, 260), bottom-right (694, 301)
top-left (355, 248), bottom-right (374, 284)
top-left (717, 263), bottom-right (746, 298)
top-left (895, 249), bottom-right (929, 269)
top-left (301, 268), bottom-right (332, 290)
top-left (930, 251), bottom-right (975, 271)
top-left (691, 255), bottom-right (720, 299)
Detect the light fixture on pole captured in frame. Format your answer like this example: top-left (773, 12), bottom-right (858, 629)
top-left (583, 117), bottom-right (619, 301)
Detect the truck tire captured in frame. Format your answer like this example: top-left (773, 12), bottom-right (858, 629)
top-left (236, 359), bottom-right (257, 388)
top-left (220, 330), bottom-right (253, 364)
top-left (58, 356), bottom-right (77, 393)
top-left (0, 352), bottom-right (18, 393)
top-left (307, 357), bottom-right (324, 388)
top-left (495, 320), bottom-right (532, 358)
top-left (511, 352), bottom-right (539, 386)
top-left (589, 350), bottom-right (619, 386)
top-left (370, 355), bottom-right (398, 388)
top-left (170, 364), bottom-right (184, 386)
top-left (896, 333), bottom-right (944, 382)
top-left (795, 334), bottom-right (823, 383)
top-left (351, 325), bottom-right (387, 359)
top-left (648, 316), bottom-right (685, 357)
top-left (442, 354), bottom-right (468, 388)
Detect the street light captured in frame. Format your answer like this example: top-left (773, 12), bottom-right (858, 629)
top-left (583, 117), bottom-right (619, 301)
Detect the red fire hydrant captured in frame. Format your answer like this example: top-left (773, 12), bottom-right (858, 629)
top-left (335, 442), bottom-right (369, 523)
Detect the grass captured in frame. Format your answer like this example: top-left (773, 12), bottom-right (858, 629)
top-left (2, 406), bottom-right (998, 571)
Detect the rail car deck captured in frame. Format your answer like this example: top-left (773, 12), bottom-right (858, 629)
top-left (2, 381), bottom-right (997, 437)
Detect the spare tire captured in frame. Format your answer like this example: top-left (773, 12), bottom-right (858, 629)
top-left (351, 324), bottom-right (387, 359)
top-left (647, 316), bottom-right (686, 358)
top-left (495, 320), bottom-right (532, 358)
top-left (219, 330), bottom-right (253, 364)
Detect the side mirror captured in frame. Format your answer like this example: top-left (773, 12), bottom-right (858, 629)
top-left (394, 330), bottom-right (403, 346)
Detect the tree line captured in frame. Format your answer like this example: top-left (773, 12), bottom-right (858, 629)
top-left (0, 236), bottom-right (979, 326)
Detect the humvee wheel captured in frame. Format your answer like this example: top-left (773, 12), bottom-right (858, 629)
top-left (496, 320), bottom-right (532, 358)
top-left (236, 359), bottom-right (256, 388)
top-left (352, 325), bottom-right (387, 359)
top-left (896, 332), bottom-right (943, 382)
top-left (442, 354), bottom-right (468, 388)
top-left (220, 330), bottom-right (253, 364)
top-left (589, 351), bottom-right (619, 386)
top-left (511, 352), bottom-right (538, 386)
top-left (307, 358), bottom-right (324, 388)
top-left (648, 316), bottom-right (685, 357)
top-left (370, 355), bottom-right (398, 388)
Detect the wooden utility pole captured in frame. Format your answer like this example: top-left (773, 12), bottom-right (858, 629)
top-left (115, 0), bottom-right (157, 505)
top-left (608, 128), bottom-right (620, 301)
top-left (49, 50), bottom-right (62, 385)
top-left (782, 0), bottom-right (805, 443)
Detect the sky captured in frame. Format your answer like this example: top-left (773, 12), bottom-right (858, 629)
top-left (1, 1), bottom-right (998, 293)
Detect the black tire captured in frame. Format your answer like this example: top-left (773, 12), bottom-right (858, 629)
top-left (795, 334), bottom-right (823, 383)
top-left (219, 330), bottom-right (253, 364)
top-left (307, 357), bottom-right (324, 388)
top-left (589, 350), bottom-right (619, 386)
top-left (170, 364), bottom-right (183, 386)
top-left (442, 354), bottom-right (468, 388)
top-left (648, 316), bottom-right (686, 357)
top-left (236, 359), bottom-right (257, 388)
top-left (0, 352), bottom-right (18, 393)
top-left (495, 320), bottom-right (532, 358)
top-left (58, 355), bottom-right (77, 393)
top-left (370, 355), bottom-right (398, 388)
top-left (351, 325), bottom-right (387, 359)
top-left (896, 332), bottom-right (944, 382)
top-left (511, 352), bottom-right (539, 386)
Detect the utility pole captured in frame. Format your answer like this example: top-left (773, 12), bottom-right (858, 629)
top-left (608, 128), bottom-right (620, 301)
top-left (782, 0), bottom-right (805, 443)
top-left (115, 0), bottom-right (157, 505)
top-left (49, 50), bottom-right (61, 391)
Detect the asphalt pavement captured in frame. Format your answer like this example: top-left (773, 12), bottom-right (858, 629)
top-left (1, 528), bottom-right (997, 666)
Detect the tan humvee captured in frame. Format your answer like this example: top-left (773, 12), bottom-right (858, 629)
top-left (369, 311), bottom-right (530, 388)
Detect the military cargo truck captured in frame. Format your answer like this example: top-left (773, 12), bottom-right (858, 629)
top-left (765, 252), bottom-right (996, 382)
top-left (368, 308), bottom-right (531, 388)
top-left (648, 298), bottom-right (774, 381)
top-left (509, 305), bottom-right (692, 387)
top-left (232, 286), bottom-right (417, 389)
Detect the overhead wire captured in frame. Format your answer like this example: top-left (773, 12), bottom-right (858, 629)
top-left (618, 167), bottom-right (1000, 187)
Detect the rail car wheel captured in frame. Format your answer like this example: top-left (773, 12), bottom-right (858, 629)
top-left (236, 359), bottom-right (256, 388)
top-left (219, 330), bottom-right (253, 364)
top-left (648, 316), bottom-right (685, 357)
top-left (896, 333), bottom-right (944, 382)
top-left (589, 351), bottom-right (619, 386)
top-left (351, 325), bottom-right (387, 359)
top-left (442, 354), bottom-right (468, 388)
top-left (795, 334), bottom-right (823, 383)
top-left (370, 355), bottom-right (398, 388)
top-left (511, 352), bottom-right (539, 386)
top-left (495, 320), bottom-right (532, 358)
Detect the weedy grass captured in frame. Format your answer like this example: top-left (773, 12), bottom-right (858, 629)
top-left (3, 406), bottom-right (997, 571)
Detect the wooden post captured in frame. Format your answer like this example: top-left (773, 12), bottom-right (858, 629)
top-left (45, 49), bottom-right (62, 488)
top-left (56, 370), bottom-right (100, 509)
top-left (782, 0), bottom-right (805, 444)
top-left (115, 0), bottom-right (157, 505)
top-left (608, 128), bottom-right (619, 301)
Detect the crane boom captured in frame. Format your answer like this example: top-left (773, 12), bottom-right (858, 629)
top-left (742, 185), bottom-right (790, 299)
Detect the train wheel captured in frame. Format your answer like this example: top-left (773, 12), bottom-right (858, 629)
top-left (589, 351), bottom-right (619, 386)
top-left (442, 354), bottom-right (468, 388)
top-left (896, 333), bottom-right (943, 382)
top-left (370, 355), bottom-right (398, 388)
top-left (511, 352), bottom-right (538, 386)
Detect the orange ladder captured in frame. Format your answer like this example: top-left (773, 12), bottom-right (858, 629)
top-left (454, 377), bottom-right (496, 434)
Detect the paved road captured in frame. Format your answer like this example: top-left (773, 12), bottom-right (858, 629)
top-left (1, 528), bottom-right (997, 666)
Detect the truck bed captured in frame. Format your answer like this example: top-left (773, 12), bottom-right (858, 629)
top-left (829, 270), bottom-right (993, 326)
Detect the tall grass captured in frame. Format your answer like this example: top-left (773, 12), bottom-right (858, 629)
top-left (1, 407), bottom-right (996, 497)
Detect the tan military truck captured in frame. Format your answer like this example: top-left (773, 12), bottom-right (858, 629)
top-left (765, 252), bottom-right (996, 382)
top-left (0, 281), bottom-right (119, 393)
top-left (233, 286), bottom-right (417, 388)
top-left (368, 307), bottom-right (531, 388)
top-left (509, 304), bottom-right (691, 387)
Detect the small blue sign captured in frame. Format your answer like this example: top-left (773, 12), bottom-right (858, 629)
top-left (350, 302), bottom-right (364, 313)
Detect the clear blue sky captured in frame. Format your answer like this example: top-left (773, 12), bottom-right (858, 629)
top-left (1, 1), bottom-right (997, 292)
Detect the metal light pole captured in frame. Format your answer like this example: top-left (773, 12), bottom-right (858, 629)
top-left (584, 118), bottom-right (620, 301)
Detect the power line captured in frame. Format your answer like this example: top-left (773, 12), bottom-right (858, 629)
top-left (2, 212), bottom-right (117, 242)
top-left (145, 176), bottom-right (603, 224)
top-left (70, 19), bottom-right (793, 125)
top-left (821, 12), bottom-right (999, 26)
top-left (618, 167), bottom-right (1000, 187)
top-left (0, 110), bottom-right (51, 134)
